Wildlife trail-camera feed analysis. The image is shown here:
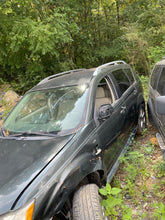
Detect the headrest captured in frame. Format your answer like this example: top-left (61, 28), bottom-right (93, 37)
top-left (96, 87), bottom-right (105, 98)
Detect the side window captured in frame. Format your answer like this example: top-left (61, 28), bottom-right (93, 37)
top-left (123, 68), bottom-right (135, 84)
top-left (95, 77), bottom-right (114, 112)
top-left (150, 65), bottom-right (161, 88)
top-left (111, 69), bottom-right (131, 97)
top-left (157, 67), bottom-right (165, 95)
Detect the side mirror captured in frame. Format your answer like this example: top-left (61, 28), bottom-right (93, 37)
top-left (156, 96), bottom-right (165, 115)
top-left (99, 104), bottom-right (113, 120)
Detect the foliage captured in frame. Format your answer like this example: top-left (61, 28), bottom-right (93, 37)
top-left (139, 75), bottom-right (149, 103)
top-left (100, 139), bottom-right (165, 219)
top-left (0, 0), bottom-right (78, 93)
top-left (150, 202), bottom-right (165, 219)
top-left (99, 183), bottom-right (132, 219)
top-left (0, 0), bottom-right (165, 92)
top-left (149, 40), bottom-right (165, 66)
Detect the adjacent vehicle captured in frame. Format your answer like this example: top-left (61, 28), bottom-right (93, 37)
top-left (148, 57), bottom-right (165, 159)
top-left (0, 61), bottom-right (146, 220)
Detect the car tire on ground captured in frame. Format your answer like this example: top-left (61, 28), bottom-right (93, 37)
top-left (72, 184), bottom-right (104, 220)
top-left (137, 104), bottom-right (147, 135)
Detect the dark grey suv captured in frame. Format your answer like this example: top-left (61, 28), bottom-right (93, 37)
top-left (0, 61), bottom-right (146, 220)
top-left (148, 58), bottom-right (165, 159)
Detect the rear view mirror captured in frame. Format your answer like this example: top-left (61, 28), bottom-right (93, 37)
top-left (156, 96), bottom-right (165, 115)
top-left (99, 104), bottom-right (113, 120)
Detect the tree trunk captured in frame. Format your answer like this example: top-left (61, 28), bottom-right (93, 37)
top-left (116, 0), bottom-right (120, 25)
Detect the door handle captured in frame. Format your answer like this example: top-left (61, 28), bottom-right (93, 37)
top-left (120, 106), bottom-right (126, 114)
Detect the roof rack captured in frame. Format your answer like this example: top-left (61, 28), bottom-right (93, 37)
top-left (37, 68), bottom-right (86, 85)
top-left (93, 60), bottom-right (126, 76)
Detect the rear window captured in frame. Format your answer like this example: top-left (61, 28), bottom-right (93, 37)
top-left (150, 65), bottom-right (161, 88)
top-left (157, 67), bottom-right (165, 95)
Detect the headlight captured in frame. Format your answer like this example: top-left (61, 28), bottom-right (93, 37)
top-left (0, 200), bottom-right (34, 220)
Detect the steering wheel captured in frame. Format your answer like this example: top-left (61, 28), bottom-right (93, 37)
top-left (47, 94), bottom-right (59, 119)
top-left (47, 90), bottom-right (75, 120)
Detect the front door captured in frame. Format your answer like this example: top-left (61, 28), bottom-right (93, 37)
top-left (93, 76), bottom-right (126, 174)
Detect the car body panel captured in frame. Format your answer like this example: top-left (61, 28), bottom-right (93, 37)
top-left (0, 134), bottom-right (73, 215)
top-left (12, 122), bottom-right (104, 219)
top-left (148, 59), bottom-right (165, 152)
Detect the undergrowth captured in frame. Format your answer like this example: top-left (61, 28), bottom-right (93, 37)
top-left (100, 136), bottom-right (165, 219)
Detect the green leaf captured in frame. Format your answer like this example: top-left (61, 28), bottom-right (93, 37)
top-left (99, 188), bottom-right (107, 196)
top-left (106, 182), bottom-right (111, 194)
top-left (111, 187), bottom-right (122, 195)
top-left (161, 215), bottom-right (165, 220)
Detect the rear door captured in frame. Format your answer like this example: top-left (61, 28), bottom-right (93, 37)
top-left (149, 65), bottom-right (162, 115)
top-left (109, 67), bottom-right (137, 143)
top-left (155, 66), bottom-right (165, 135)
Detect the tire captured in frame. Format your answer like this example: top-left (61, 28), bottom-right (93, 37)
top-left (137, 104), bottom-right (147, 135)
top-left (72, 184), bottom-right (105, 220)
top-left (147, 105), bottom-right (153, 124)
top-left (88, 172), bottom-right (101, 187)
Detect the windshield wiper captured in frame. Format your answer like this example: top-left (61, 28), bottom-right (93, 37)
top-left (9, 131), bottom-right (58, 137)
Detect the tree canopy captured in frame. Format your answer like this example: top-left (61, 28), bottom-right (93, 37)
top-left (0, 0), bottom-right (164, 92)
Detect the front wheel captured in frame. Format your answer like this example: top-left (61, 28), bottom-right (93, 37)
top-left (137, 105), bottom-right (147, 135)
top-left (72, 184), bottom-right (105, 220)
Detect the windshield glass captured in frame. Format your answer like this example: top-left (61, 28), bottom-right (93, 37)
top-left (3, 85), bottom-right (88, 135)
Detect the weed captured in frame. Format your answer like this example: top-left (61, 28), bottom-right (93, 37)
top-left (141, 143), bottom-right (155, 156)
top-left (0, 100), bottom-right (13, 118)
top-left (142, 128), bottom-right (148, 135)
top-left (101, 124), bottom-right (165, 219)
top-left (122, 205), bottom-right (132, 220)
top-left (153, 161), bottom-right (165, 178)
top-left (99, 183), bottom-right (136, 219)
top-left (150, 202), bottom-right (165, 219)
top-left (125, 179), bottom-right (136, 197)
top-left (99, 183), bottom-right (123, 218)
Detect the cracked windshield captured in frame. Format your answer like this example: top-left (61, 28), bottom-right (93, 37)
top-left (3, 85), bottom-right (88, 135)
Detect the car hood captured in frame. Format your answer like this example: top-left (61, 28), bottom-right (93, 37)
top-left (0, 134), bottom-right (73, 215)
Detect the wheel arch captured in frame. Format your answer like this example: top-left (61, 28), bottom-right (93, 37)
top-left (50, 156), bottom-right (105, 216)
top-left (53, 169), bottom-right (105, 219)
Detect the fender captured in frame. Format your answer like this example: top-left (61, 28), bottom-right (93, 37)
top-left (50, 152), bottom-right (103, 215)
top-left (12, 127), bottom-right (104, 219)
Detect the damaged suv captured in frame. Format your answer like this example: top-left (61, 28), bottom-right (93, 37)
top-left (148, 58), bottom-right (165, 159)
top-left (0, 61), bottom-right (146, 220)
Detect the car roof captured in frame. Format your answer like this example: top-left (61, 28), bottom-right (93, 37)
top-left (29, 60), bottom-right (128, 92)
top-left (30, 68), bottom-right (95, 92)
top-left (155, 58), bottom-right (165, 66)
